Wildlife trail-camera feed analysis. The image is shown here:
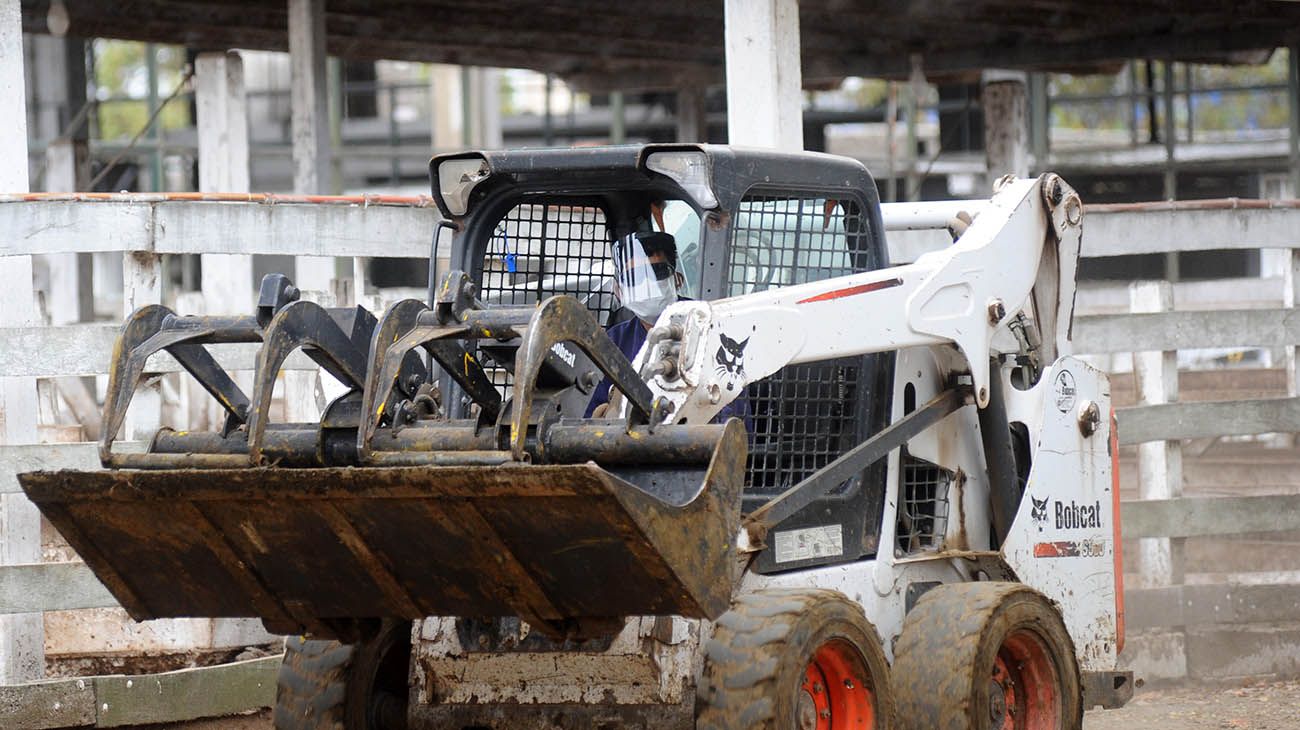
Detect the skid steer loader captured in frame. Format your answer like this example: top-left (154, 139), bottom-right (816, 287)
top-left (20, 145), bottom-right (1131, 729)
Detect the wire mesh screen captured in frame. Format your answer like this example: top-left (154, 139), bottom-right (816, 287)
top-left (726, 193), bottom-right (870, 495)
top-left (895, 452), bottom-right (953, 554)
top-left (727, 195), bottom-right (864, 295)
top-left (475, 202), bottom-right (613, 391)
top-left (479, 203), bottom-right (614, 314)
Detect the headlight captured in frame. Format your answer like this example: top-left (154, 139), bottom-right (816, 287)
top-left (436, 156), bottom-right (490, 216)
top-left (645, 150), bottom-right (718, 210)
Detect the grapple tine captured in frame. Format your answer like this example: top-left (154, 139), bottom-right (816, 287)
top-left (100, 305), bottom-right (261, 466)
top-left (246, 299), bottom-right (375, 465)
top-left (359, 298), bottom-right (430, 460)
top-left (510, 295), bottom-right (655, 460)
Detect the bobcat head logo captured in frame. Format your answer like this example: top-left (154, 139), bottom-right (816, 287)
top-left (714, 333), bottom-right (749, 391)
top-left (1030, 496), bottom-right (1049, 530)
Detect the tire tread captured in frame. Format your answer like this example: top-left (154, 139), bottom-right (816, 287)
top-left (696, 588), bottom-right (893, 729)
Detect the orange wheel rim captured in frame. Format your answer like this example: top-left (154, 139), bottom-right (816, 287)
top-left (797, 638), bottom-right (876, 729)
top-left (990, 629), bottom-right (1060, 729)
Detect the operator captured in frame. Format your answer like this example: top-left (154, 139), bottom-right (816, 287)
top-left (585, 230), bottom-right (749, 426)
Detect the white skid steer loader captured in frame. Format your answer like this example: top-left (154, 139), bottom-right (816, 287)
top-left (21, 145), bottom-right (1130, 729)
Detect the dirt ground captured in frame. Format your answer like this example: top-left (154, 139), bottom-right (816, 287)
top-left (156, 680), bottom-right (1300, 729)
top-left (1084, 679), bottom-right (1300, 730)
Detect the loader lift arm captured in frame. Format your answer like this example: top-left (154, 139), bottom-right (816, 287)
top-left (628, 173), bottom-right (1083, 425)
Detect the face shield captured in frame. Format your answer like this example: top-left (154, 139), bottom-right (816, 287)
top-left (612, 232), bottom-right (679, 322)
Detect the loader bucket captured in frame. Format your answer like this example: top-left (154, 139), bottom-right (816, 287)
top-left (19, 419), bottom-right (747, 632)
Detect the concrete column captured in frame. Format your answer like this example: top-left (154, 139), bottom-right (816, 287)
top-left (1131, 281), bottom-right (1184, 588)
top-left (724, 0), bottom-right (803, 151)
top-left (1028, 72), bottom-right (1049, 173)
top-left (905, 55), bottom-right (923, 201)
top-left (1291, 43), bottom-right (1300, 199)
top-left (430, 63), bottom-right (463, 151)
top-left (122, 48), bottom-right (164, 443)
top-left (885, 81), bottom-right (898, 202)
top-left (463, 67), bottom-right (502, 149)
top-left (289, 0), bottom-right (334, 292)
top-left (195, 51), bottom-right (255, 436)
top-left (609, 91), bottom-right (626, 143)
top-left (676, 87), bottom-right (707, 143)
top-left (43, 142), bottom-right (94, 326)
top-left (982, 69), bottom-right (1029, 180)
top-left (33, 36), bottom-right (91, 327)
top-left (195, 51), bottom-right (253, 313)
top-left (286, 0), bottom-right (334, 423)
top-left (1288, 44), bottom-right (1300, 425)
top-left (0, 0), bottom-right (44, 684)
top-left (1161, 61), bottom-right (1179, 282)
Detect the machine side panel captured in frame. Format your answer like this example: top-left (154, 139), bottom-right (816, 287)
top-left (1002, 356), bottom-right (1119, 671)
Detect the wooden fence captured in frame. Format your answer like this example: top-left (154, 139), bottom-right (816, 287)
top-left (1, 196), bottom-right (1299, 723)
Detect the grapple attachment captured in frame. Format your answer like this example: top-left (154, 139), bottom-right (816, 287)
top-left (20, 272), bottom-right (749, 637)
top-left (22, 421), bottom-right (745, 634)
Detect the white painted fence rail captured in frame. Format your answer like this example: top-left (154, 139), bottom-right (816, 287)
top-left (0, 192), bottom-right (440, 257)
top-left (0, 194), bottom-right (447, 702)
top-left (2, 195), bottom-right (1299, 715)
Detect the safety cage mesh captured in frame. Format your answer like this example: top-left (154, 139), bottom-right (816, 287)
top-left (725, 192), bottom-right (870, 495)
top-left (895, 451), bottom-right (953, 554)
top-left (475, 202), bottom-right (614, 390)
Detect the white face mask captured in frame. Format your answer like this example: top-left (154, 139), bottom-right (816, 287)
top-left (623, 275), bottom-right (677, 322)
top-left (613, 231), bottom-right (679, 323)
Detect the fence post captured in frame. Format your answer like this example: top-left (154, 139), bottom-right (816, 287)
top-left (195, 52), bottom-right (254, 431)
top-left (284, 0), bottom-right (332, 423)
top-left (0, 0), bottom-right (46, 683)
top-left (1131, 280), bottom-right (1184, 587)
top-left (123, 252), bottom-right (163, 439)
top-left (1284, 246), bottom-right (1300, 450)
top-left (195, 50), bottom-right (253, 318)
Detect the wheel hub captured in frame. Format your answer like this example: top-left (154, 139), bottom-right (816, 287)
top-left (994, 628), bottom-right (1060, 729)
top-left (797, 689), bottom-right (819, 730)
top-left (988, 678), bottom-right (1009, 726)
top-left (801, 639), bottom-right (876, 729)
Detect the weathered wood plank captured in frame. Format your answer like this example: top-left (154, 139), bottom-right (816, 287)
top-left (0, 198), bottom-right (437, 258)
top-left (0, 442), bottom-right (145, 494)
top-left (1078, 276), bottom-right (1285, 315)
top-left (1087, 206), bottom-right (1300, 257)
top-left (1121, 494), bottom-right (1300, 539)
top-left (0, 656), bottom-right (281, 729)
top-left (0, 676), bottom-right (97, 730)
top-left (0, 200), bottom-right (155, 256)
top-left (1117, 396), bottom-right (1300, 444)
top-left (0, 563), bottom-right (117, 614)
top-left (1074, 308), bottom-right (1300, 354)
top-left (1125, 582), bottom-right (1300, 631)
top-left (155, 200), bottom-right (435, 257)
top-left (0, 324), bottom-right (317, 377)
top-left (94, 655), bottom-right (279, 727)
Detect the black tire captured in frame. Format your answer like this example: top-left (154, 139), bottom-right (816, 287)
top-left (697, 588), bottom-right (894, 729)
top-left (892, 582), bottom-right (1082, 730)
top-left (274, 620), bottom-right (413, 730)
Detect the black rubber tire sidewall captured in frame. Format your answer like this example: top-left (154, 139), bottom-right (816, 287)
top-left (274, 620), bottom-right (412, 730)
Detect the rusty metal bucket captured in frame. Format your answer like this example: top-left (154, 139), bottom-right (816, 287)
top-left (19, 420), bottom-right (747, 634)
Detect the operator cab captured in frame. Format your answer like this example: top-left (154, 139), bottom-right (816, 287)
top-left (432, 144), bottom-right (899, 573)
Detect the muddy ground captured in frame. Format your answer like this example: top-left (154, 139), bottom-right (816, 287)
top-left (157, 680), bottom-right (1300, 729)
top-left (1084, 680), bottom-right (1300, 730)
